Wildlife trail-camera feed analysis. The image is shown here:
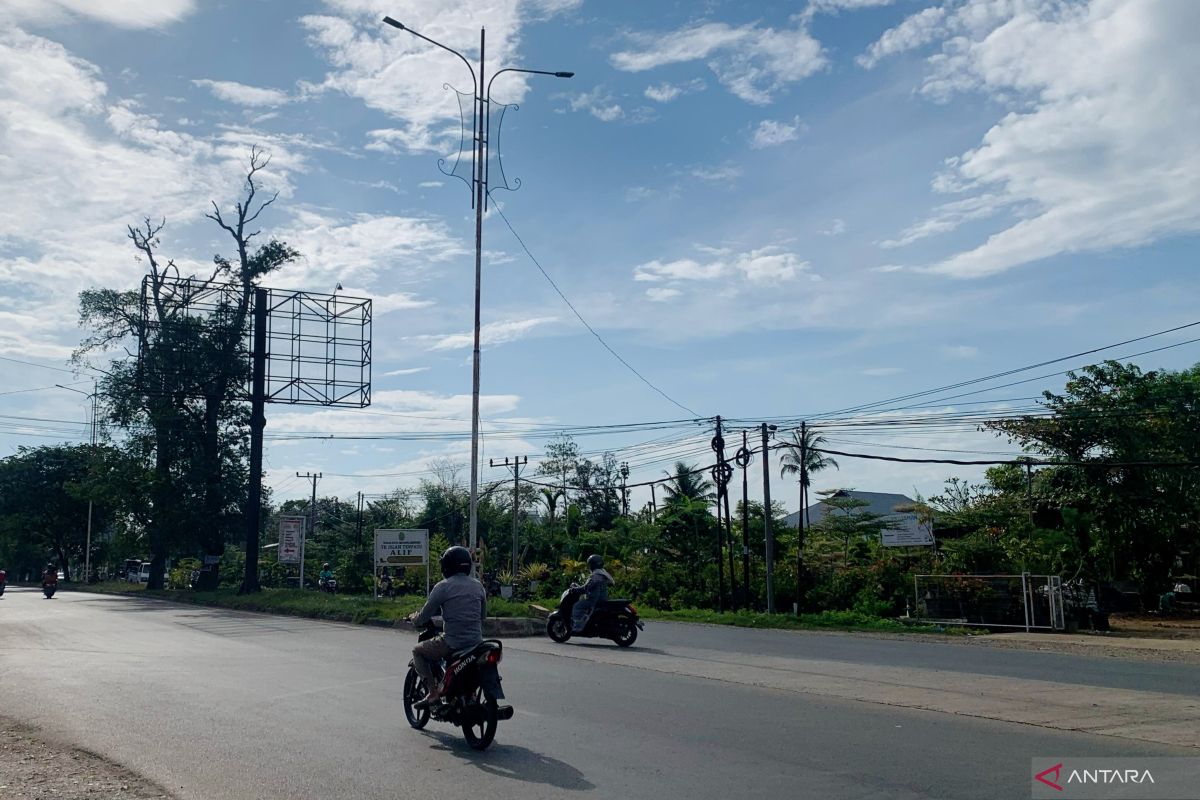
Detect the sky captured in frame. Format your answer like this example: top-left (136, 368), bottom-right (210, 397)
top-left (1, 0), bottom-right (1198, 512)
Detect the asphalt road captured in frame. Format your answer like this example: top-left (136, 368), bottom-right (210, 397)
top-left (1, 588), bottom-right (1195, 800)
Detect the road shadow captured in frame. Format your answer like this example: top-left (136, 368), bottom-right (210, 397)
top-left (424, 731), bottom-right (594, 791)
top-left (558, 640), bottom-right (668, 656)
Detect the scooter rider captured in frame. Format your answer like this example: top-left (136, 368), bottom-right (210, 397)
top-left (408, 546), bottom-right (486, 708)
top-left (318, 562), bottom-right (334, 589)
top-left (571, 554), bottom-right (614, 634)
top-left (42, 563), bottom-right (58, 588)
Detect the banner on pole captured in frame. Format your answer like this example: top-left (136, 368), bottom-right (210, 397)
top-left (375, 529), bottom-right (429, 568)
top-left (278, 515), bottom-right (306, 563)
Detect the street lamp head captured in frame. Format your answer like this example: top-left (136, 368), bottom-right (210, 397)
top-left (554, 71), bottom-right (575, 78)
top-left (382, 16), bottom-right (405, 30)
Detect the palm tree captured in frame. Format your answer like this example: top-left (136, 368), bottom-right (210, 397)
top-left (537, 487), bottom-right (563, 525)
top-left (661, 461), bottom-right (715, 506)
top-left (779, 427), bottom-right (839, 527)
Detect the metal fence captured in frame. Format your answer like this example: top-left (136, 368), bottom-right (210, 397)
top-left (913, 574), bottom-right (1065, 631)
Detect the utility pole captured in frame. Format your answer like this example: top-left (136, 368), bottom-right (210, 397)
top-left (619, 461), bottom-right (630, 517)
top-left (241, 287), bottom-right (269, 594)
top-left (797, 421), bottom-right (808, 614)
top-left (761, 423), bottom-right (777, 614)
top-left (712, 416), bottom-right (728, 612)
top-left (491, 456), bottom-right (527, 579)
top-left (739, 430), bottom-right (751, 610)
top-left (356, 491), bottom-right (364, 550)
top-left (650, 482), bottom-right (657, 523)
top-left (297, 471), bottom-right (321, 589)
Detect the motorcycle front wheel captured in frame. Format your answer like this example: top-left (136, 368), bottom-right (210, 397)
top-left (546, 616), bottom-right (571, 643)
top-left (461, 686), bottom-right (498, 751)
top-left (402, 666), bottom-right (430, 730)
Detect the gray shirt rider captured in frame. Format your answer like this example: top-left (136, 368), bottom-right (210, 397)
top-left (413, 573), bottom-right (487, 651)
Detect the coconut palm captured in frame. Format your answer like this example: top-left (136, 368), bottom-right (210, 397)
top-left (661, 461), bottom-right (716, 506)
top-left (779, 427), bottom-right (839, 527)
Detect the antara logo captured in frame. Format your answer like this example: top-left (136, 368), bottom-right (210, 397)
top-left (1036, 763), bottom-right (1156, 791)
top-left (1035, 764), bottom-right (1064, 791)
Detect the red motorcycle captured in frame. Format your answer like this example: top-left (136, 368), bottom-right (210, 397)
top-left (403, 621), bottom-right (513, 751)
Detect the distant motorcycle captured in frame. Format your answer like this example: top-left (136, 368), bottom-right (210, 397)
top-left (403, 621), bottom-right (513, 751)
top-left (0, 568), bottom-right (7, 597)
top-left (319, 577), bottom-right (338, 594)
top-left (42, 578), bottom-right (57, 599)
top-left (546, 585), bottom-right (643, 647)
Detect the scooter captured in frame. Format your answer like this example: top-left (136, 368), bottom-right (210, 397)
top-left (319, 577), bottom-right (338, 594)
top-left (402, 620), bottom-right (513, 751)
top-left (0, 568), bottom-right (7, 597)
top-left (546, 585), bottom-right (643, 647)
top-left (42, 577), bottom-right (57, 599)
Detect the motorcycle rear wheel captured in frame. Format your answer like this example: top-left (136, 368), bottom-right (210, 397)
top-left (613, 619), bottom-right (637, 648)
top-left (546, 616), bottom-right (571, 643)
top-left (402, 667), bottom-right (430, 730)
top-left (461, 686), bottom-right (498, 751)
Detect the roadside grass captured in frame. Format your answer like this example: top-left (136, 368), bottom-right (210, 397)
top-left (72, 583), bottom-right (971, 635)
top-left (639, 607), bottom-right (978, 635)
top-left (70, 583), bottom-right (532, 624)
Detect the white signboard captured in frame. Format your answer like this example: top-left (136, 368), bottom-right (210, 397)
top-left (375, 529), bottom-right (429, 568)
top-left (881, 516), bottom-right (935, 547)
top-left (278, 515), bottom-right (306, 563)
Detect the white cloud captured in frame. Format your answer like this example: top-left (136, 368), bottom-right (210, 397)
top-left (569, 87), bottom-right (624, 122)
top-left (193, 79), bottom-right (293, 108)
top-left (861, 367), bottom-right (905, 377)
top-left (644, 78), bottom-right (706, 103)
top-left (882, 194), bottom-right (1005, 248)
top-left (301, 1), bottom-right (577, 155)
top-left (275, 208), bottom-right (464, 290)
top-left (611, 20), bottom-right (826, 104)
top-left (634, 245), bottom-right (810, 285)
top-left (689, 164), bottom-right (743, 183)
top-left (1, 0), bottom-right (196, 29)
top-left (751, 116), bottom-right (804, 148)
top-left (871, 0), bottom-right (1200, 278)
top-left (0, 28), bottom-right (311, 358)
top-left (645, 287), bottom-right (682, 302)
top-left (941, 345), bottom-right (979, 359)
top-left (383, 367), bottom-right (430, 376)
top-left (807, 0), bottom-right (894, 13)
top-left (419, 181), bottom-right (444, 188)
top-left (821, 218), bottom-right (847, 236)
top-left (857, 6), bottom-right (947, 69)
top-left (423, 317), bottom-right (558, 351)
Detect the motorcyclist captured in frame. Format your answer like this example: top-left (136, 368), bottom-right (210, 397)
top-left (379, 567), bottom-right (395, 598)
top-left (407, 546), bottom-right (486, 708)
top-left (571, 554), bottom-right (614, 634)
top-left (318, 562), bottom-right (334, 590)
top-left (42, 563), bottom-right (58, 587)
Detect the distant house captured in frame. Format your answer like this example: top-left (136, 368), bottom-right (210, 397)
top-left (783, 489), bottom-right (933, 546)
top-left (784, 489), bottom-right (916, 529)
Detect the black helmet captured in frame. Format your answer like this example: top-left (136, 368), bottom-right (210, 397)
top-left (586, 554), bottom-right (604, 571)
top-left (440, 546), bottom-right (473, 579)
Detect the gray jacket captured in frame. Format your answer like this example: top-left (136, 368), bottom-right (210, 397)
top-left (582, 568), bottom-right (614, 604)
top-left (414, 574), bottom-right (487, 650)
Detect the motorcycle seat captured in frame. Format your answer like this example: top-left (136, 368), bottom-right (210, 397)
top-left (450, 640), bottom-right (500, 662)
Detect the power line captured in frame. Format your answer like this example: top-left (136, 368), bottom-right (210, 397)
top-left (0, 355), bottom-right (79, 374)
top-left (487, 190), bottom-right (703, 418)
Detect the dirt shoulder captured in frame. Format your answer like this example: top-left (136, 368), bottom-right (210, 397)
top-left (0, 718), bottom-right (174, 800)
top-left (970, 614), bottom-right (1200, 664)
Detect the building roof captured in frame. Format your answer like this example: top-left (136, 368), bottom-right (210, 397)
top-left (783, 489), bottom-right (916, 528)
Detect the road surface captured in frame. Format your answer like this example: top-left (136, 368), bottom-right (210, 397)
top-left (1, 588), bottom-right (1195, 800)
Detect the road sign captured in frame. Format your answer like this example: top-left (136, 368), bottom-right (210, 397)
top-left (375, 529), bottom-right (428, 568)
top-left (278, 515), bottom-right (306, 563)
top-left (881, 517), bottom-right (935, 547)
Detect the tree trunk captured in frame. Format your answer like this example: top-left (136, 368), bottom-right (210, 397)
top-left (146, 420), bottom-right (173, 591)
top-left (195, 400), bottom-right (225, 590)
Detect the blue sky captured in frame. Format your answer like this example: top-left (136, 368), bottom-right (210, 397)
top-left (1, 0), bottom-right (1198, 509)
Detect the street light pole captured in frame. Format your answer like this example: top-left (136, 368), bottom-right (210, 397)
top-left (382, 16), bottom-right (572, 570)
top-left (59, 383), bottom-right (97, 583)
